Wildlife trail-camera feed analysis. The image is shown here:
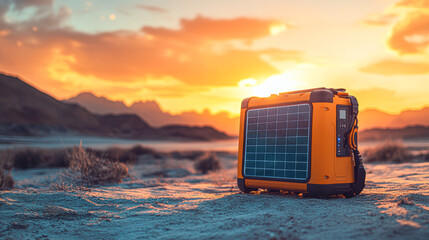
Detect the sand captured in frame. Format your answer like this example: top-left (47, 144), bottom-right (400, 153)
top-left (0, 154), bottom-right (428, 239)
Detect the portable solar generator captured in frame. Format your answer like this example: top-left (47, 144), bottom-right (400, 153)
top-left (237, 88), bottom-right (366, 198)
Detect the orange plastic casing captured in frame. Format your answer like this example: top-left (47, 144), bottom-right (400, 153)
top-left (237, 89), bottom-right (355, 194)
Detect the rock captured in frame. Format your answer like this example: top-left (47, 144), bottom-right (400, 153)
top-left (146, 168), bottom-right (191, 178)
top-left (397, 197), bottom-right (414, 206)
top-left (10, 221), bottom-right (29, 229)
top-left (194, 153), bottom-right (221, 174)
top-left (185, 179), bottom-right (209, 183)
top-left (43, 205), bottom-right (78, 219)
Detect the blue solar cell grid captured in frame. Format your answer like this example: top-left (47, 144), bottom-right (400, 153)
top-left (244, 104), bottom-right (311, 180)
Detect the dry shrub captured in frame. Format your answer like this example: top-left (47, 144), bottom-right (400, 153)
top-left (129, 145), bottom-right (157, 156)
top-left (364, 141), bottom-right (413, 163)
top-left (89, 145), bottom-right (160, 164)
top-left (68, 145), bottom-right (128, 185)
top-left (12, 148), bottom-right (68, 169)
top-left (50, 175), bottom-right (90, 192)
top-left (419, 152), bottom-right (429, 162)
top-left (423, 152), bottom-right (429, 162)
top-left (170, 151), bottom-right (205, 161)
top-left (0, 150), bottom-right (14, 190)
top-left (194, 153), bottom-right (221, 174)
top-left (414, 151), bottom-right (429, 162)
top-left (97, 147), bottom-right (138, 164)
top-left (10, 145), bottom-right (157, 170)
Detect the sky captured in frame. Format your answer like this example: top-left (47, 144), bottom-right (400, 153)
top-left (0, 0), bottom-right (428, 116)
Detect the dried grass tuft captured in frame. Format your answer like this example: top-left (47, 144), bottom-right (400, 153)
top-left (0, 150), bottom-right (14, 190)
top-left (67, 144), bottom-right (128, 185)
top-left (364, 141), bottom-right (413, 163)
top-left (11, 148), bottom-right (68, 169)
top-left (194, 153), bottom-right (221, 174)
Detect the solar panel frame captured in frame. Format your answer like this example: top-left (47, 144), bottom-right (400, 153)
top-left (242, 102), bottom-right (312, 183)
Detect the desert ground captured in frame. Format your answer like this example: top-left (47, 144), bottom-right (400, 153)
top-left (1, 150), bottom-right (428, 240)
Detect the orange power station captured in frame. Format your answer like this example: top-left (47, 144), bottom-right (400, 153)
top-left (237, 88), bottom-right (366, 198)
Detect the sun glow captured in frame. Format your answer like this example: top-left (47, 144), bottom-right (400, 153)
top-left (269, 24), bottom-right (287, 35)
top-left (238, 78), bottom-right (258, 87)
top-left (239, 73), bottom-right (305, 98)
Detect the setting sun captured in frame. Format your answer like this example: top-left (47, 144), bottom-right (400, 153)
top-left (242, 73), bottom-right (304, 98)
top-left (269, 23), bottom-right (287, 35)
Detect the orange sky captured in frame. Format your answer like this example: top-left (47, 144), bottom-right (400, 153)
top-left (0, 0), bottom-right (428, 116)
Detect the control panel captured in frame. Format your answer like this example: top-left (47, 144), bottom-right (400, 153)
top-left (336, 105), bottom-right (351, 157)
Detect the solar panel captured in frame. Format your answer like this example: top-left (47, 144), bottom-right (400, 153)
top-left (243, 103), bottom-right (311, 181)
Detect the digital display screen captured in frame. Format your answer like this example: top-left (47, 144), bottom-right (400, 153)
top-left (339, 110), bottom-right (346, 119)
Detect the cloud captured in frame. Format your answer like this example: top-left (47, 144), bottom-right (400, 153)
top-left (349, 88), bottom-right (406, 112)
top-left (67, 39), bottom-right (281, 86)
top-left (136, 5), bottom-right (167, 13)
top-left (0, 3), bottom-right (301, 104)
top-left (387, 12), bottom-right (429, 54)
top-left (258, 48), bottom-right (303, 62)
top-left (395, 0), bottom-right (429, 9)
top-left (384, 0), bottom-right (429, 54)
top-left (360, 59), bottom-right (429, 75)
top-left (8, 0), bottom-right (53, 11)
top-left (362, 13), bottom-right (397, 26)
top-left (0, 0), bottom-right (71, 30)
top-left (142, 15), bottom-right (291, 43)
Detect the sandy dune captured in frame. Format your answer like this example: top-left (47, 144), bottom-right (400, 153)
top-left (1, 155), bottom-right (428, 239)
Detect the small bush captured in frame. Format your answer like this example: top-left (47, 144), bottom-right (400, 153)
top-left (194, 153), bottom-right (221, 174)
top-left (0, 150), bottom-right (14, 190)
top-left (12, 148), bottom-right (46, 169)
top-left (6, 145), bottom-right (157, 170)
top-left (68, 145), bottom-right (128, 185)
top-left (101, 147), bottom-right (138, 164)
top-left (12, 148), bottom-right (68, 169)
top-left (414, 151), bottom-right (429, 162)
top-left (364, 141), bottom-right (413, 163)
top-left (170, 151), bottom-right (206, 161)
top-left (423, 152), bottom-right (429, 162)
top-left (129, 145), bottom-right (156, 155)
top-left (89, 145), bottom-right (159, 164)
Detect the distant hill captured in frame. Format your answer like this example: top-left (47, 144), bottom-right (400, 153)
top-left (359, 108), bottom-right (429, 130)
top-left (66, 92), bottom-right (429, 136)
top-left (0, 73), bottom-right (231, 141)
top-left (359, 125), bottom-right (429, 141)
top-left (66, 92), bottom-right (130, 114)
top-left (65, 92), bottom-right (240, 136)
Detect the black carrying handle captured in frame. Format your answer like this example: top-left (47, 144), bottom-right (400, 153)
top-left (279, 87), bottom-right (346, 96)
top-left (347, 96), bottom-right (366, 196)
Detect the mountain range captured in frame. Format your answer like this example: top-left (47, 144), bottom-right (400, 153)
top-left (359, 107), bottom-right (429, 130)
top-left (1, 72), bottom-right (428, 141)
top-left (0, 73), bottom-right (230, 141)
top-left (359, 125), bottom-right (429, 141)
top-left (65, 92), bottom-right (239, 135)
top-left (66, 92), bottom-right (429, 134)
